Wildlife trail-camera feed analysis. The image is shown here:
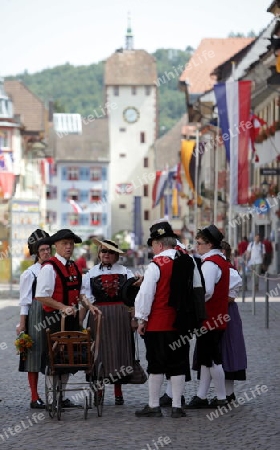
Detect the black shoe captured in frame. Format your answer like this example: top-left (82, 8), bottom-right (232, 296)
top-left (159, 393), bottom-right (172, 407)
top-left (62, 398), bottom-right (77, 408)
top-left (135, 405), bottom-right (163, 417)
top-left (160, 393), bottom-right (185, 407)
top-left (30, 399), bottom-right (45, 409)
top-left (115, 396), bottom-right (124, 405)
top-left (208, 397), bottom-right (228, 408)
top-left (186, 395), bottom-right (209, 408)
top-left (226, 393), bottom-right (236, 402)
top-left (171, 407), bottom-right (186, 418)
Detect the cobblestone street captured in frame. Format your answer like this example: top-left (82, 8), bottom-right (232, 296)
top-left (0, 294), bottom-right (279, 450)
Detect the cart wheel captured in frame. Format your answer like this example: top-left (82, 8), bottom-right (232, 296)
top-left (88, 391), bottom-right (93, 409)
top-left (45, 365), bottom-right (57, 418)
top-left (94, 362), bottom-right (105, 417)
top-left (83, 396), bottom-right (88, 420)
top-left (56, 378), bottom-right (62, 421)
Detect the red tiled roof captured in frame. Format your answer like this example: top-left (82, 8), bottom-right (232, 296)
top-left (180, 38), bottom-right (254, 94)
top-left (4, 80), bottom-right (48, 132)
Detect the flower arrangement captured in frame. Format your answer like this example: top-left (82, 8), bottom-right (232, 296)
top-left (14, 332), bottom-right (33, 360)
top-left (255, 121), bottom-right (280, 143)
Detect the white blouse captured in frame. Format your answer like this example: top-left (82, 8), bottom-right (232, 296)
top-left (19, 262), bottom-right (42, 315)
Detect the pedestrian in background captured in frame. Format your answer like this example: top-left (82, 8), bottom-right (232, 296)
top-left (246, 234), bottom-right (265, 290)
top-left (17, 229), bottom-right (51, 409)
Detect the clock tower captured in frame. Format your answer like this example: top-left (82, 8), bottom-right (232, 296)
top-left (104, 25), bottom-right (158, 245)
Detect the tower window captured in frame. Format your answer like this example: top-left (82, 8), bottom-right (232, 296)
top-left (145, 86), bottom-right (151, 96)
top-left (144, 157), bottom-right (149, 168)
top-left (119, 204), bottom-right (126, 209)
top-left (113, 86), bottom-right (119, 96)
top-left (143, 185), bottom-right (149, 197)
top-left (140, 132), bottom-right (145, 143)
top-left (144, 210), bottom-right (150, 220)
top-left (131, 86), bottom-right (137, 95)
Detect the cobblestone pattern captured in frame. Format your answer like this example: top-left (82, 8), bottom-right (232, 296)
top-left (0, 297), bottom-right (279, 450)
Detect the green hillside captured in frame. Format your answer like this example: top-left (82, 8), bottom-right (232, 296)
top-left (5, 48), bottom-right (193, 135)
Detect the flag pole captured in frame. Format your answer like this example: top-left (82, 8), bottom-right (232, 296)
top-left (213, 121), bottom-right (219, 224)
top-left (194, 126), bottom-right (199, 232)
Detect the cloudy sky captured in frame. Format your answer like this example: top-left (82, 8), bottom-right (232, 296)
top-left (0, 0), bottom-right (273, 76)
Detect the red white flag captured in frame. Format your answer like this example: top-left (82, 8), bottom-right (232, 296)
top-left (68, 198), bottom-right (83, 213)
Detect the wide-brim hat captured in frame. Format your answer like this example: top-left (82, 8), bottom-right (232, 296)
top-left (121, 277), bottom-right (140, 307)
top-left (50, 229), bottom-right (82, 244)
top-left (147, 222), bottom-right (177, 246)
top-left (92, 238), bottom-right (124, 254)
top-left (28, 229), bottom-right (51, 256)
top-left (202, 225), bottom-right (224, 248)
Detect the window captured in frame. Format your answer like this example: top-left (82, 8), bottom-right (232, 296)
top-left (131, 86), bottom-right (137, 95)
top-left (90, 212), bottom-right (101, 225)
top-left (46, 211), bottom-right (57, 224)
top-left (90, 167), bottom-right (101, 181)
top-left (144, 157), bottom-right (149, 168)
top-left (67, 167), bottom-right (79, 180)
top-left (144, 210), bottom-right (150, 220)
top-left (113, 86), bottom-right (119, 96)
top-left (119, 204), bottom-right (126, 209)
top-left (1, 130), bottom-right (10, 148)
top-left (140, 132), bottom-right (145, 143)
top-left (143, 185), bottom-right (149, 197)
top-left (90, 189), bottom-right (102, 203)
top-left (46, 185), bottom-right (57, 200)
top-left (145, 86), bottom-right (151, 96)
top-left (68, 213), bottom-right (79, 226)
top-left (119, 153), bottom-right (126, 158)
top-left (68, 188), bottom-right (79, 201)
top-left (119, 128), bottom-right (126, 132)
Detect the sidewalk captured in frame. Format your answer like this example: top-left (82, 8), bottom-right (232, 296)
top-left (0, 295), bottom-right (279, 450)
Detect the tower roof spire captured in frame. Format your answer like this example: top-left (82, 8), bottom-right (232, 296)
top-left (125, 12), bottom-right (134, 50)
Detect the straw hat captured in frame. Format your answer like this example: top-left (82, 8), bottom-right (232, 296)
top-left (92, 238), bottom-right (124, 254)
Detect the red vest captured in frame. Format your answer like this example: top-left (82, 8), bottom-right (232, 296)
top-left (202, 254), bottom-right (229, 330)
top-left (146, 255), bottom-right (177, 332)
top-left (42, 257), bottom-right (82, 312)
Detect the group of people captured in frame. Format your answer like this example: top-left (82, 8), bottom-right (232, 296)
top-left (17, 222), bottom-right (247, 420)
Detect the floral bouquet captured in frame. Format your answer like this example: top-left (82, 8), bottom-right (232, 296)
top-left (14, 332), bottom-right (33, 360)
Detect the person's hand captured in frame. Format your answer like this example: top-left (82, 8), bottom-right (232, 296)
top-left (61, 305), bottom-right (77, 316)
top-left (89, 305), bottom-right (102, 318)
top-left (137, 321), bottom-right (147, 336)
top-left (131, 318), bottom-right (138, 330)
top-left (16, 323), bottom-right (25, 335)
top-left (133, 275), bottom-right (144, 287)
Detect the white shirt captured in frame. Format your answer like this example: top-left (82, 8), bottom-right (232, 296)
top-left (81, 263), bottom-right (134, 303)
top-left (201, 249), bottom-right (224, 302)
top-left (35, 253), bottom-right (69, 298)
top-left (247, 242), bottom-right (265, 265)
top-left (134, 249), bottom-right (176, 321)
top-left (19, 262), bottom-right (41, 315)
top-left (229, 267), bottom-right (242, 298)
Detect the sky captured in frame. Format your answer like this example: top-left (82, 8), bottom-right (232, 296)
top-left (0, 0), bottom-right (274, 76)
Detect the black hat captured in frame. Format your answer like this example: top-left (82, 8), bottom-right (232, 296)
top-left (147, 222), bottom-right (177, 246)
top-left (121, 277), bottom-right (140, 307)
top-left (50, 229), bottom-right (82, 244)
top-left (202, 224), bottom-right (224, 248)
top-left (28, 229), bottom-right (51, 256)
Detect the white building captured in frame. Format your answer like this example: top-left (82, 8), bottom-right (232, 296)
top-left (104, 27), bottom-right (158, 244)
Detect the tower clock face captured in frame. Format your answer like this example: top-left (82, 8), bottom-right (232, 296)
top-left (123, 107), bottom-right (140, 123)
